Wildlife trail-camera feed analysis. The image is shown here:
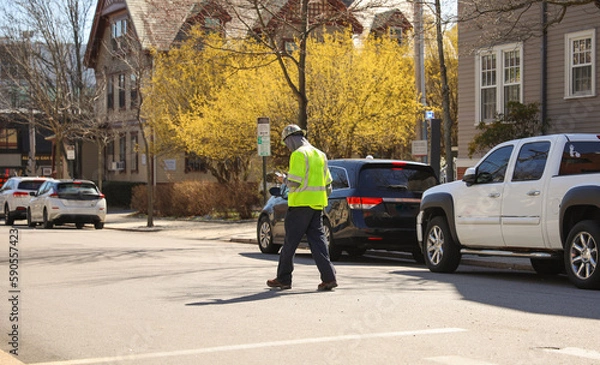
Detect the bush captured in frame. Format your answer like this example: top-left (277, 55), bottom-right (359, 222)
top-left (101, 181), bottom-right (144, 208)
top-left (468, 102), bottom-right (546, 158)
top-left (131, 181), bottom-right (261, 220)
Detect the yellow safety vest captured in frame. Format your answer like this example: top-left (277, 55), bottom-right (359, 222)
top-left (287, 145), bottom-right (333, 209)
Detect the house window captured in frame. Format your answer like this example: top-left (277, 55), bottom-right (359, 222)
top-left (283, 39), bottom-right (298, 53)
top-left (185, 153), bottom-right (208, 173)
top-left (107, 140), bottom-right (115, 167)
top-left (308, 0), bottom-right (331, 21)
top-left (107, 76), bottom-right (114, 110)
top-left (119, 134), bottom-right (126, 171)
top-left (477, 43), bottom-right (522, 122)
top-left (9, 86), bottom-right (28, 108)
top-left (111, 17), bottom-right (128, 50)
top-left (204, 17), bottom-right (221, 32)
top-left (112, 18), bottom-right (127, 38)
top-left (130, 73), bottom-right (138, 108)
top-left (565, 29), bottom-right (595, 98)
top-left (130, 133), bottom-right (138, 172)
top-left (389, 26), bottom-right (403, 45)
top-left (0, 128), bottom-right (18, 150)
top-left (118, 73), bottom-right (126, 109)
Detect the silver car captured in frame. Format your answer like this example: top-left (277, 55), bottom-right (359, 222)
top-left (28, 179), bottom-right (107, 229)
top-left (0, 176), bottom-right (49, 225)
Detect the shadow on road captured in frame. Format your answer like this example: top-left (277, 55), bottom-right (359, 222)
top-left (239, 251), bottom-right (421, 267)
top-left (185, 289), bottom-right (317, 306)
top-left (396, 268), bottom-right (600, 320)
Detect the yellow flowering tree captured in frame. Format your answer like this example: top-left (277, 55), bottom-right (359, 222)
top-left (145, 28), bottom-right (422, 183)
top-left (307, 32), bottom-right (421, 159)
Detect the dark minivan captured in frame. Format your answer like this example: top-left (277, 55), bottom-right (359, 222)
top-left (257, 159), bottom-right (438, 262)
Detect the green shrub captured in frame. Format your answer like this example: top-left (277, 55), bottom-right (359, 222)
top-left (131, 181), bottom-right (261, 219)
top-left (468, 102), bottom-right (546, 158)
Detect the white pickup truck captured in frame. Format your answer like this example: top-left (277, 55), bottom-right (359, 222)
top-left (417, 134), bottom-right (600, 289)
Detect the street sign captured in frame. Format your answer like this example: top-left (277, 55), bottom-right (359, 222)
top-left (66, 145), bottom-right (75, 160)
top-left (257, 117), bottom-right (271, 156)
top-left (425, 110), bottom-right (434, 120)
top-left (412, 140), bottom-right (428, 157)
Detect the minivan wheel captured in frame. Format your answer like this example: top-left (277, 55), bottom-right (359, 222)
top-left (346, 247), bottom-right (367, 258)
top-left (564, 220), bottom-right (600, 289)
top-left (42, 208), bottom-right (53, 229)
top-left (324, 219), bottom-right (342, 261)
top-left (94, 222), bottom-right (104, 230)
top-left (424, 216), bottom-right (461, 273)
top-left (257, 216), bottom-right (280, 254)
top-left (76, 223), bottom-right (85, 229)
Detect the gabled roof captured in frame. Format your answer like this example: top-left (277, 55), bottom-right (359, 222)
top-left (252, 0), bottom-right (364, 35)
top-left (85, 0), bottom-right (224, 67)
top-left (370, 8), bottom-right (411, 33)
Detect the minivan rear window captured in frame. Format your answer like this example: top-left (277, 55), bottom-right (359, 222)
top-left (359, 166), bottom-right (437, 193)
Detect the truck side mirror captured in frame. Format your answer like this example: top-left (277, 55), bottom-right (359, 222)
top-left (462, 167), bottom-right (477, 186)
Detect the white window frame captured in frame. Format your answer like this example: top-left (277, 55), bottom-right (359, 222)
top-left (475, 43), bottom-right (523, 124)
top-left (111, 17), bottom-right (128, 39)
top-left (564, 29), bottom-right (596, 99)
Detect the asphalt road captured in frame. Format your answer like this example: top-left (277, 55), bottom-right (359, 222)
top-left (1, 223), bottom-right (600, 365)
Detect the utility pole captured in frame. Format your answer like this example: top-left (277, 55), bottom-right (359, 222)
top-left (23, 30), bottom-right (36, 176)
top-left (414, 0), bottom-right (428, 164)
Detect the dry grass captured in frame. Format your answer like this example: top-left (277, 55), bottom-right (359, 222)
top-left (131, 181), bottom-right (261, 220)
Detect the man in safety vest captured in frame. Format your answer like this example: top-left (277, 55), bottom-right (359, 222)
top-left (267, 124), bottom-right (337, 291)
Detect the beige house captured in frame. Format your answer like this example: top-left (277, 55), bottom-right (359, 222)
top-left (456, 2), bottom-right (600, 177)
top-left (83, 0), bottom-right (411, 185)
top-left (83, 0), bottom-right (232, 184)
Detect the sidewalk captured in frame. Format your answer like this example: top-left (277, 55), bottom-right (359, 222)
top-left (104, 210), bottom-right (257, 242)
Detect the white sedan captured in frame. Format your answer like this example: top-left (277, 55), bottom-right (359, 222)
top-left (28, 179), bottom-right (107, 229)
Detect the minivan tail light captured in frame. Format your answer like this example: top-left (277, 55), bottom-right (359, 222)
top-left (391, 161), bottom-right (406, 170)
top-left (49, 193), bottom-right (59, 198)
top-left (346, 197), bottom-right (383, 210)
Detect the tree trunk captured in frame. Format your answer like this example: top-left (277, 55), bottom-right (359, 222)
top-left (97, 141), bottom-right (103, 191)
top-left (297, 0), bottom-right (309, 132)
top-left (435, 0), bottom-right (454, 182)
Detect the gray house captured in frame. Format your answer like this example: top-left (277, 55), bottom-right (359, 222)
top-left (456, 2), bottom-right (600, 177)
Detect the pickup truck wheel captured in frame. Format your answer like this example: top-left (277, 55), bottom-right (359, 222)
top-left (565, 220), bottom-right (600, 289)
top-left (424, 216), bottom-right (461, 273)
top-left (412, 250), bottom-right (425, 264)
